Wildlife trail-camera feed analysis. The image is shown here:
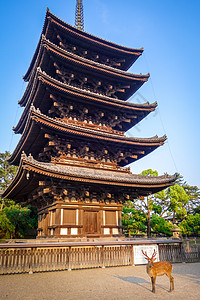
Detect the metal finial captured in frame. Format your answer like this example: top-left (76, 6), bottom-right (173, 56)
top-left (75, 0), bottom-right (84, 31)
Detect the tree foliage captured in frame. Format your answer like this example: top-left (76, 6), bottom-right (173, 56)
top-left (0, 151), bottom-right (18, 191)
top-left (179, 214), bottom-right (200, 236)
top-left (151, 214), bottom-right (173, 236)
top-left (167, 185), bottom-right (189, 221)
top-left (174, 173), bottom-right (200, 214)
top-left (0, 202), bottom-right (38, 239)
top-left (122, 169), bottom-right (200, 237)
top-left (0, 151), bottom-right (38, 239)
top-left (122, 201), bottom-right (146, 236)
top-left (155, 184), bottom-right (189, 222)
top-left (0, 211), bottom-right (15, 239)
top-left (136, 169), bottom-right (159, 237)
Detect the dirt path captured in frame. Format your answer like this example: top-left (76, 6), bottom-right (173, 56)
top-left (0, 263), bottom-right (200, 300)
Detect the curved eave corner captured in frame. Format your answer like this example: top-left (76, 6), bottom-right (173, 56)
top-left (2, 151), bottom-right (177, 200)
top-left (1, 154), bottom-right (25, 199)
top-left (23, 7), bottom-right (144, 81)
top-left (8, 105), bottom-right (168, 165)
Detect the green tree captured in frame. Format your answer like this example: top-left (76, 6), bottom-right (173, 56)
top-left (122, 201), bottom-right (146, 237)
top-left (0, 151), bottom-right (18, 210)
top-left (178, 219), bottom-right (192, 236)
top-left (154, 189), bottom-right (169, 217)
top-left (183, 185), bottom-right (200, 214)
top-left (174, 173), bottom-right (185, 185)
top-left (167, 184), bottom-right (189, 222)
top-left (0, 211), bottom-right (15, 239)
top-left (0, 151), bottom-right (38, 239)
top-left (151, 214), bottom-right (173, 236)
top-left (155, 184), bottom-right (189, 223)
top-left (179, 214), bottom-right (200, 236)
top-left (194, 206), bottom-right (200, 214)
top-left (0, 204), bottom-right (37, 239)
top-left (0, 151), bottom-right (18, 190)
top-left (174, 173), bottom-right (200, 214)
top-left (134, 169), bottom-right (159, 237)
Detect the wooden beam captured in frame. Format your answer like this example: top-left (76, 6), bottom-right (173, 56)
top-left (63, 189), bottom-right (68, 195)
top-left (56, 69), bottom-right (62, 75)
top-left (49, 94), bottom-right (57, 101)
top-left (43, 188), bottom-right (51, 194)
top-left (39, 181), bottom-right (45, 186)
top-left (44, 147), bottom-right (52, 152)
top-left (131, 155), bottom-right (138, 159)
top-left (48, 141), bottom-right (55, 146)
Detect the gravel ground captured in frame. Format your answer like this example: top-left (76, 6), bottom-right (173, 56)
top-left (0, 263), bottom-right (200, 300)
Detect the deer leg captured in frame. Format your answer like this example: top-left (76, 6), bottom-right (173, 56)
top-left (170, 276), bottom-right (174, 292)
top-left (151, 276), bottom-right (156, 293)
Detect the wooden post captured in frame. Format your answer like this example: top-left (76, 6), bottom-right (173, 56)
top-left (28, 248), bottom-right (33, 274)
top-left (130, 245), bottom-right (135, 266)
top-left (101, 246), bottom-right (105, 268)
top-left (68, 246), bottom-right (72, 271)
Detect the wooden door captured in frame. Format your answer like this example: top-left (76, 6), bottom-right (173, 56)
top-left (84, 211), bottom-right (98, 234)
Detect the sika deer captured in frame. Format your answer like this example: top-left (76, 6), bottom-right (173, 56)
top-left (141, 249), bottom-right (174, 293)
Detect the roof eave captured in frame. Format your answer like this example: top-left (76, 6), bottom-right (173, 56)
top-left (23, 8), bottom-right (145, 80)
top-left (3, 154), bottom-right (176, 200)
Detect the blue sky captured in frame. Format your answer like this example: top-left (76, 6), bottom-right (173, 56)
top-left (0, 0), bottom-right (199, 187)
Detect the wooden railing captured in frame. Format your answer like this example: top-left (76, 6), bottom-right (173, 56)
top-left (159, 243), bottom-right (200, 263)
top-left (0, 239), bottom-right (199, 275)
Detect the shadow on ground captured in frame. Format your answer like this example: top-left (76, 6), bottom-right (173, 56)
top-left (173, 263), bottom-right (200, 286)
top-left (116, 275), bottom-right (171, 292)
top-left (117, 276), bottom-right (151, 291)
top-left (173, 272), bottom-right (200, 285)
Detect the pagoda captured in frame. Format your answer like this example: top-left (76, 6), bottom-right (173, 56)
top-left (2, 5), bottom-right (176, 238)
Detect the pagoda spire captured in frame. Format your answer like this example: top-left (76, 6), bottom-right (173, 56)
top-left (75, 0), bottom-right (84, 31)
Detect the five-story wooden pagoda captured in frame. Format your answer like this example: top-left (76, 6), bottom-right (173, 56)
top-left (2, 7), bottom-right (176, 238)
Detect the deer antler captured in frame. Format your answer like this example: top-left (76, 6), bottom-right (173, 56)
top-left (141, 250), bottom-right (150, 260)
top-left (151, 249), bottom-right (157, 259)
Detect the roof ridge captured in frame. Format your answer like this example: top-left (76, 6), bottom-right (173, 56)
top-left (42, 37), bottom-right (149, 78)
top-left (46, 8), bottom-right (144, 53)
top-left (32, 107), bottom-right (166, 143)
top-left (21, 154), bottom-right (176, 184)
top-left (38, 69), bottom-right (154, 107)
top-left (15, 69), bottom-right (156, 135)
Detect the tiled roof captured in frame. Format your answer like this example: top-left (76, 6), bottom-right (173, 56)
top-left (27, 35), bottom-right (148, 83)
top-left (9, 106), bottom-right (166, 166)
top-left (30, 106), bottom-right (167, 143)
top-left (23, 37), bottom-right (148, 101)
top-left (23, 8), bottom-right (143, 80)
top-left (22, 153), bottom-right (176, 185)
top-left (45, 9), bottom-right (143, 54)
top-left (19, 68), bottom-right (156, 109)
top-left (2, 152), bottom-right (176, 199)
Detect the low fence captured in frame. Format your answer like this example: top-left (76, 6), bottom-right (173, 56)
top-left (0, 239), bottom-right (199, 275)
top-left (159, 243), bottom-right (200, 263)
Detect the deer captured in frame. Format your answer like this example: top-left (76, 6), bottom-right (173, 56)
top-left (141, 249), bottom-right (174, 293)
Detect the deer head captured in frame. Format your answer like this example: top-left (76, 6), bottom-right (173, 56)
top-left (141, 249), bottom-right (157, 267)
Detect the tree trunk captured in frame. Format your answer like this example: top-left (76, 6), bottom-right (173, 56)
top-left (147, 196), bottom-right (151, 238)
top-left (147, 213), bottom-right (151, 238)
top-left (0, 199), bottom-right (4, 211)
top-left (147, 223), bottom-right (151, 237)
